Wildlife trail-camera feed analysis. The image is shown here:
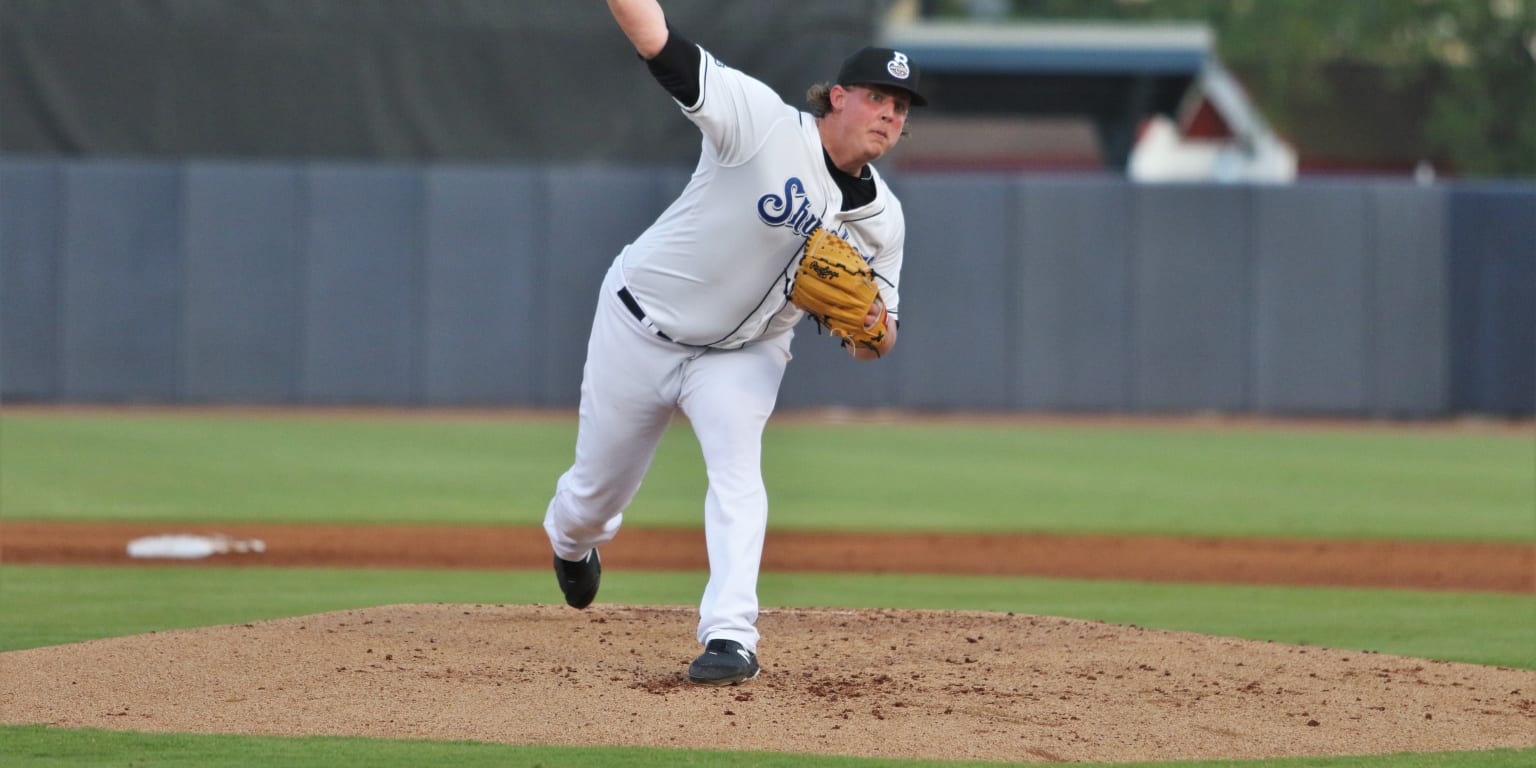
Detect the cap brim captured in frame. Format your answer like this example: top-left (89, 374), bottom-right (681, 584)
top-left (843, 80), bottom-right (928, 107)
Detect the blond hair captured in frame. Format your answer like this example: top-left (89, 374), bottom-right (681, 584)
top-left (805, 82), bottom-right (911, 137)
top-left (805, 82), bottom-right (835, 117)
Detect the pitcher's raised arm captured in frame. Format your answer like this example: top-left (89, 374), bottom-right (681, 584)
top-left (607, 0), bottom-right (669, 59)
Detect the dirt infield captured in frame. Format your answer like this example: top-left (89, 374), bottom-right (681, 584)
top-left (3, 520), bottom-right (1533, 593)
top-left (3, 407), bottom-right (1533, 762)
top-left (3, 603), bottom-right (1534, 763)
top-left (3, 521), bottom-right (1535, 763)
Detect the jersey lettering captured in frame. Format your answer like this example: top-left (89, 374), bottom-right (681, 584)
top-left (755, 176), bottom-right (871, 260)
top-left (756, 177), bottom-right (822, 237)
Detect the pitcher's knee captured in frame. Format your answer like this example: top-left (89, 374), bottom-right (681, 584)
top-left (550, 478), bottom-right (631, 531)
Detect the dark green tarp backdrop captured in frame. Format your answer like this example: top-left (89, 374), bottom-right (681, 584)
top-left (0, 0), bottom-right (886, 162)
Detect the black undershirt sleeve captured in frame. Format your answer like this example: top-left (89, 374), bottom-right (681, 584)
top-left (645, 27), bottom-right (878, 214)
top-left (644, 26), bottom-right (702, 106)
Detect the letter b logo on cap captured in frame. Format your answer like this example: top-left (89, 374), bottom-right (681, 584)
top-left (887, 52), bottom-right (911, 80)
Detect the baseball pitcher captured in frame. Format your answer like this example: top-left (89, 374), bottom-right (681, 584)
top-left (545, 0), bottom-right (924, 685)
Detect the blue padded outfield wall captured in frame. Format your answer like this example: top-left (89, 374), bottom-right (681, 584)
top-left (2, 157), bottom-right (1532, 417)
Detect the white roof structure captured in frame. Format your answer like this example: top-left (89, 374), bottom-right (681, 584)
top-left (879, 19), bottom-right (1296, 182)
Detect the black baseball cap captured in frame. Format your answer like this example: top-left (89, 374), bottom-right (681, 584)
top-left (836, 46), bottom-right (927, 106)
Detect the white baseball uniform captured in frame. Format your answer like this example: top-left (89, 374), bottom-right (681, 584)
top-left (543, 40), bottom-right (906, 652)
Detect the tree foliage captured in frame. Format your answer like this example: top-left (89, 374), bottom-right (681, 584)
top-left (925, 0), bottom-right (1536, 176)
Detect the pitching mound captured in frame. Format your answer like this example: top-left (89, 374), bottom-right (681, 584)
top-left (2, 604), bottom-right (1533, 763)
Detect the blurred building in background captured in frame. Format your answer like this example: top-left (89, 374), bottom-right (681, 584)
top-left (909, 0), bottom-right (1536, 181)
top-left (876, 15), bottom-right (1296, 182)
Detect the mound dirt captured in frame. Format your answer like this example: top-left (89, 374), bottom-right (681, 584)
top-left (3, 519), bottom-right (1533, 762)
top-left (2, 604), bottom-right (1533, 764)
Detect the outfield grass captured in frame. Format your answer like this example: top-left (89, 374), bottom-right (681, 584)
top-left (2, 411), bottom-right (1531, 540)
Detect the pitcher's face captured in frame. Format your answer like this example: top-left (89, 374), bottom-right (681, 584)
top-left (828, 84), bottom-right (911, 164)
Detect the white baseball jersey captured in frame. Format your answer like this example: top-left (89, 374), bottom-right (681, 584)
top-left (617, 46), bottom-right (906, 349)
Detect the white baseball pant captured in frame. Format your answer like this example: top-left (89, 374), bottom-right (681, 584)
top-left (543, 263), bottom-right (792, 652)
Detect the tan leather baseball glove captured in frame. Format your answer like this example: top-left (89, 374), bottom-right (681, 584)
top-left (789, 227), bottom-right (888, 355)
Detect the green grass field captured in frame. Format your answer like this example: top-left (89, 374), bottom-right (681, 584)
top-left (3, 411), bottom-right (1532, 540)
top-left (1, 410), bottom-right (1533, 767)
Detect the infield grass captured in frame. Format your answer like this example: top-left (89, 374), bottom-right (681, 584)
top-left (2, 725), bottom-right (1531, 768)
top-left (2, 410), bottom-right (1531, 541)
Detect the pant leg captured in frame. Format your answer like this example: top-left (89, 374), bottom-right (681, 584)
top-left (678, 332), bottom-right (792, 652)
top-left (544, 270), bottom-right (687, 561)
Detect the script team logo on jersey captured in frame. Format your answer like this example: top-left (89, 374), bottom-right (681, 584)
top-left (757, 177), bottom-right (824, 237)
top-left (886, 52), bottom-right (911, 80)
top-left (756, 177), bottom-right (863, 256)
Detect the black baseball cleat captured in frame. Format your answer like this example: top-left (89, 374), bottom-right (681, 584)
top-left (552, 549), bottom-right (601, 609)
top-left (687, 639), bottom-right (760, 686)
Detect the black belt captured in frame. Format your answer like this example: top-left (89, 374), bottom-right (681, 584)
top-left (617, 287), bottom-right (673, 341)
